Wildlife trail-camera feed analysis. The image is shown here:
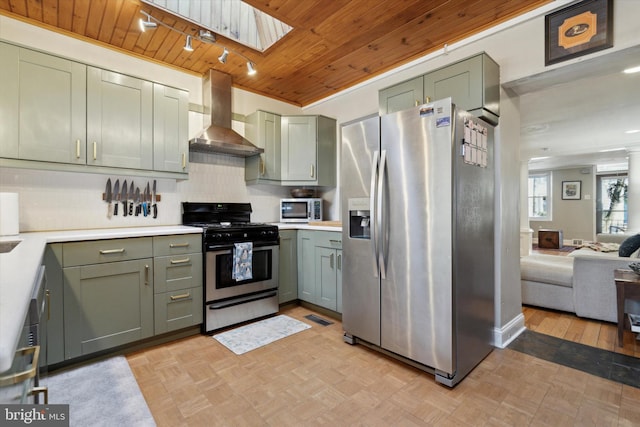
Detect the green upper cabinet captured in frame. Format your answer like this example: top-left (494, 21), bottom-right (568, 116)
top-left (281, 115), bottom-right (336, 186)
top-left (0, 42), bottom-right (87, 163)
top-left (423, 53), bottom-right (499, 125)
top-left (379, 52), bottom-right (500, 125)
top-left (378, 76), bottom-right (424, 115)
top-left (245, 110), bottom-right (282, 183)
top-left (153, 84), bottom-right (189, 173)
top-left (87, 66), bottom-right (153, 169)
top-left (0, 41), bottom-right (189, 177)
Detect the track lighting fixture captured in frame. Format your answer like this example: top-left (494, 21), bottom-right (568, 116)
top-left (218, 48), bottom-right (229, 64)
top-left (184, 35), bottom-right (194, 52)
top-left (138, 11), bottom-right (257, 75)
top-left (139, 12), bottom-right (157, 32)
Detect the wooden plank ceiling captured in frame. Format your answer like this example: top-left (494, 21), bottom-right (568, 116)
top-left (0, 0), bottom-right (552, 107)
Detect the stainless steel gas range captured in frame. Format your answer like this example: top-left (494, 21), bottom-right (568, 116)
top-left (182, 202), bottom-right (279, 333)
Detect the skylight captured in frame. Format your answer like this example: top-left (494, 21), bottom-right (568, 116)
top-left (141, 0), bottom-right (292, 52)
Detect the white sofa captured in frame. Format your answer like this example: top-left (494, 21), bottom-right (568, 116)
top-left (521, 234), bottom-right (640, 323)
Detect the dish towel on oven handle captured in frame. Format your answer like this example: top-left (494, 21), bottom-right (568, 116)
top-left (232, 242), bottom-right (253, 281)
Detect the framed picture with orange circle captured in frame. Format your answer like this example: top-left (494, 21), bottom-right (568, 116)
top-left (545, 0), bottom-right (613, 66)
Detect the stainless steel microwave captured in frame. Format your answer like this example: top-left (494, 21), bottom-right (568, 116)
top-left (280, 198), bottom-right (323, 223)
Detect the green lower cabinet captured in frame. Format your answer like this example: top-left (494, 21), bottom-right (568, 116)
top-left (297, 230), bottom-right (342, 313)
top-left (297, 231), bottom-right (317, 303)
top-left (278, 230), bottom-right (298, 304)
top-left (63, 258), bottom-right (154, 359)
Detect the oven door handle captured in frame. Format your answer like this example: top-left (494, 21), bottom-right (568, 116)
top-left (208, 290), bottom-right (278, 310)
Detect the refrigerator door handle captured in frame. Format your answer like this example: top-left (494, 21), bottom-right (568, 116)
top-left (370, 150), bottom-right (380, 277)
top-left (378, 149), bottom-right (387, 279)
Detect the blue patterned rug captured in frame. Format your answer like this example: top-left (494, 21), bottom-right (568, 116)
top-left (213, 315), bottom-right (311, 355)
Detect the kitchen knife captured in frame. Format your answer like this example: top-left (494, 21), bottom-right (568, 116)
top-left (143, 182), bottom-right (150, 217)
top-left (134, 187), bottom-right (141, 216)
top-left (152, 180), bottom-right (157, 219)
top-left (129, 181), bottom-right (135, 216)
top-left (105, 178), bottom-right (112, 218)
top-left (113, 179), bottom-right (120, 216)
top-left (121, 179), bottom-right (128, 217)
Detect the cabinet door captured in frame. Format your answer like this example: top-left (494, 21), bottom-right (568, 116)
top-left (278, 230), bottom-right (298, 303)
top-left (378, 76), bottom-right (424, 115)
top-left (153, 84), bottom-right (189, 173)
top-left (316, 247), bottom-right (337, 311)
top-left (245, 111), bottom-right (282, 182)
top-left (297, 231), bottom-right (316, 303)
top-left (87, 66), bottom-right (153, 169)
top-left (281, 116), bottom-right (317, 182)
top-left (423, 55), bottom-right (483, 113)
top-left (63, 259), bottom-right (153, 359)
top-left (0, 42), bottom-right (87, 163)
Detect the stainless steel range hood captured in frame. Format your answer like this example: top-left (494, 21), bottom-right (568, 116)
top-left (189, 70), bottom-right (263, 157)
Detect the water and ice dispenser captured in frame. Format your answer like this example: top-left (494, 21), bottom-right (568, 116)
top-left (348, 198), bottom-right (370, 239)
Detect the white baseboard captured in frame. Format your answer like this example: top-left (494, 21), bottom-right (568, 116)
top-left (493, 313), bottom-right (526, 349)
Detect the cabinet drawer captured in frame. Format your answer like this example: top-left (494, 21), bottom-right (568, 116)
top-left (63, 237), bottom-right (153, 267)
top-left (154, 286), bottom-right (203, 334)
top-left (153, 253), bottom-right (203, 294)
top-left (314, 231), bottom-right (342, 249)
top-left (153, 234), bottom-right (202, 257)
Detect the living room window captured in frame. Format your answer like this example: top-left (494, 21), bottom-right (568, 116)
top-left (597, 174), bottom-right (628, 233)
top-left (528, 172), bottom-right (551, 221)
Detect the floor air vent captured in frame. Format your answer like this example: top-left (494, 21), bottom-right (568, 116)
top-left (304, 314), bottom-right (334, 326)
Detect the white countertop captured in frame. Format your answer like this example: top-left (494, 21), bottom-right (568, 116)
top-left (0, 225), bottom-right (202, 373)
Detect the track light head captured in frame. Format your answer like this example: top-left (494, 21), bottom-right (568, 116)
top-left (184, 35), bottom-right (194, 52)
top-left (247, 61), bottom-right (257, 75)
top-left (139, 12), bottom-right (157, 32)
top-left (199, 30), bottom-right (216, 43)
top-left (218, 48), bottom-right (229, 64)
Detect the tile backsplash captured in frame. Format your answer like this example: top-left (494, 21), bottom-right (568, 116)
top-left (0, 153), bottom-right (292, 232)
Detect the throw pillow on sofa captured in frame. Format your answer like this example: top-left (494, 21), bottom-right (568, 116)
top-left (618, 234), bottom-right (640, 257)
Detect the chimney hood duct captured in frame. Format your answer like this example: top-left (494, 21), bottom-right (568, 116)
top-left (189, 70), bottom-right (263, 157)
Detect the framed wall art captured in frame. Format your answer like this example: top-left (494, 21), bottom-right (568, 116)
top-left (545, 0), bottom-right (613, 66)
top-left (562, 181), bottom-right (582, 200)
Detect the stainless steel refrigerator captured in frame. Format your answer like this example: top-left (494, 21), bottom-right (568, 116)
top-left (341, 98), bottom-right (494, 387)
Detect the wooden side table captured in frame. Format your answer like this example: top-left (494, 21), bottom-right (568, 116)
top-left (538, 229), bottom-right (563, 249)
top-left (613, 269), bottom-right (640, 347)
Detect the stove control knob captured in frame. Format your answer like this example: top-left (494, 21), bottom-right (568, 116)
top-left (260, 231), bottom-right (266, 236)
top-left (224, 233), bottom-right (231, 238)
top-left (214, 233), bottom-right (222, 239)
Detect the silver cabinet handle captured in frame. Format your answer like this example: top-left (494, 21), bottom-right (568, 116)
top-left (330, 252), bottom-right (334, 269)
top-left (170, 257), bottom-right (190, 264)
top-left (93, 141), bottom-right (97, 160)
top-left (76, 139), bottom-right (81, 158)
top-left (144, 265), bottom-right (150, 286)
top-left (329, 239), bottom-right (341, 245)
top-left (99, 248), bottom-right (125, 254)
top-left (182, 152), bottom-right (186, 169)
top-left (169, 243), bottom-right (190, 248)
top-left (170, 292), bottom-right (191, 301)
top-left (310, 164), bottom-right (315, 178)
top-left (337, 253), bottom-right (342, 270)
top-left (261, 158), bottom-right (266, 175)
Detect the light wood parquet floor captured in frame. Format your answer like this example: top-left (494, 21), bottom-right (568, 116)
top-left (126, 305), bottom-right (640, 426)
